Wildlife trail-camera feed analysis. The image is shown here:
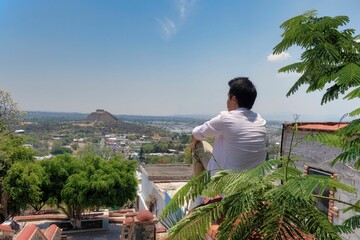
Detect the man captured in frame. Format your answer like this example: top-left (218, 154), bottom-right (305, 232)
top-left (191, 77), bottom-right (266, 176)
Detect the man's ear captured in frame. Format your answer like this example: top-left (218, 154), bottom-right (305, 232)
top-left (232, 96), bottom-right (239, 107)
top-left (231, 96), bottom-right (237, 103)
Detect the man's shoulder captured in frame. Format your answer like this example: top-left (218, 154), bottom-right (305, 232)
top-left (227, 110), bottom-right (266, 125)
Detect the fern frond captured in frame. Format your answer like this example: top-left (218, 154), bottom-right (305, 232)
top-left (201, 170), bottom-right (232, 197)
top-left (306, 73), bottom-right (334, 92)
top-left (265, 165), bottom-right (303, 182)
top-left (305, 132), bottom-right (343, 148)
top-left (321, 83), bottom-right (351, 104)
top-left (274, 11), bottom-right (315, 53)
top-left (320, 63), bottom-right (360, 104)
top-left (219, 172), bottom-right (262, 197)
top-left (267, 175), bottom-right (355, 202)
top-left (304, 204), bottom-right (342, 240)
top-left (166, 201), bottom-right (222, 240)
top-left (344, 86), bottom-right (360, 101)
top-left (331, 15), bottom-right (351, 27)
top-left (217, 210), bottom-right (259, 240)
top-left (160, 170), bottom-right (211, 220)
top-left (336, 63), bottom-right (360, 86)
top-left (304, 175), bottom-right (355, 194)
top-left (263, 190), bottom-right (339, 239)
top-left (343, 199), bottom-right (360, 213)
top-left (161, 207), bottom-right (185, 230)
top-left (278, 62), bottom-right (305, 73)
top-left (286, 73), bottom-right (311, 96)
top-left (260, 187), bottom-right (314, 239)
top-left (332, 144), bottom-right (360, 167)
top-left (246, 159), bottom-right (282, 176)
top-left (334, 224), bottom-right (353, 234)
top-left (348, 108), bottom-right (360, 116)
top-left (261, 208), bottom-right (307, 240)
top-left (203, 160), bottom-right (280, 197)
top-left (217, 191), bottom-right (265, 240)
top-left (279, 9), bottom-right (316, 31)
top-left (337, 119), bottom-right (360, 136)
top-left (222, 185), bottom-right (267, 216)
top-left (342, 215), bottom-right (360, 231)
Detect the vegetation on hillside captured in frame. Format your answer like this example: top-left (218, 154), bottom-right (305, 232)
top-left (0, 90), bottom-right (139, 229)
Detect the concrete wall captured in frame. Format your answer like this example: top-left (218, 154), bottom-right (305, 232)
top-left (281, 126), bottom-right (360, 240)
top-left (138, 166), bottom-right (166, 218)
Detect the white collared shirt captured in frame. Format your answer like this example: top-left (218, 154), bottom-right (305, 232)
top-left (192, 108), bottom-right (267, 176)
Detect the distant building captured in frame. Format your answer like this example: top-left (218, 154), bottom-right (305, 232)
top-left (14, 129), bottom-right (25, 134)
top-left (281, 122), bottom-right (359, 240)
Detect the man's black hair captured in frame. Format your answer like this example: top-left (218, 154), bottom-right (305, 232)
top-left (228, 77), bottom-right (257, 109)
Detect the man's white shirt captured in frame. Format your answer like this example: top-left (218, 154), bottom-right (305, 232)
top-left (192, 108), bottom-right (267, 176)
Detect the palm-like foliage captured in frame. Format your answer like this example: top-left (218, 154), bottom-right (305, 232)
top-left (272, 10), bottom-right (360, 170)
top-left (160, 157), bottom-right (356, 240)
top-left (274, 10), bottom-right (360, 237)
top-left (273, 10), bottom-right (360, 104)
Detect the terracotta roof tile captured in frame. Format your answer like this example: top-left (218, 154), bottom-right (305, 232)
top-left (0, 225), bottom-right (12, 232)
top-left (284, 122), bottom-right (348, 132)
top-left (44, 224), bottom-right (61, 239)
top-left (16, 224), bottom-right (38, 240)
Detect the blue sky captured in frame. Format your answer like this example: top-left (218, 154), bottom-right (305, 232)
top-left (1, 0), bottom-right (359, 121)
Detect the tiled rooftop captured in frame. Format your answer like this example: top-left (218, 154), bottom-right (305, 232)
top-left (284, 122), bottom-right (348, 132)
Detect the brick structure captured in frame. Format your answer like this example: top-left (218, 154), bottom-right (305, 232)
top-left (120, 210), bottom-right (158, 240)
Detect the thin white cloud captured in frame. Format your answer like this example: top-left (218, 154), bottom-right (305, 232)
top-left (176, 0), bottom-right (196, 19)
top-left (158, 0), bottom-right (196, 39)
top-left (267, 52), bottom-right (291, 62)
top-left (159, 18), bottom-right (177, 39)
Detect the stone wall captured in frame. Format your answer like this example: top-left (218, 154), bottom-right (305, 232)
top-left (281, 126), bottom-right (360, 240)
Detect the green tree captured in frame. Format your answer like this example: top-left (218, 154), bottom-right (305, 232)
top-left (77, 144), bottom-right (100, 158)
top-left (22, 133), bottom-right (42, 148)
top-left (161, 10), bottom-right (360, 239)
top-left (77, 143), bottom-right (120, 160)
top-left (0, 134), bottom-right (35, 218)
top-left (142, 143), bottom-right (154, 153)
top-left (4, 161), bottom-right (47, 214)
top-left (34, 147), bottom-right (50, 157)
top-left (51, 146), bottom-right (72, 155)
top-left (52, 139), bottom-right (66, 149)
top-left (41, 154), bottom-right (138, 229)
top-left (154, 141), bottom-right (169, 153)
top-left (40, 154), bottom-right (81, 209)
top-left (272, 9), bottom-right (360, 233)
top-left (0, 89), bottom-right (22, 131)
top-left (71, 143), bottom-right (79, 150)
top-left (183, 146), bottom-right (192, 164)
top-left (273, 9), bottom-right (360, 169)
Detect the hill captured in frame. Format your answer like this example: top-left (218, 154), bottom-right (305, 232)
top-left (83, 109), bottom-right (119, 123)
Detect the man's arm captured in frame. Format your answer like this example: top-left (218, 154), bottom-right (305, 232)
top-left (192, 114), bottom-right (223, 138)
top-left (191, 113), bottom-right (224, 152)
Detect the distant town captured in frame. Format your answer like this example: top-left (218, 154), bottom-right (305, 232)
top-left (17, 109), bottom-right (283, 164)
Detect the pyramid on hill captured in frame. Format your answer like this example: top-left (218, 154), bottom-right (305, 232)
top-left (84, 109), bottom-right (119, 123)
